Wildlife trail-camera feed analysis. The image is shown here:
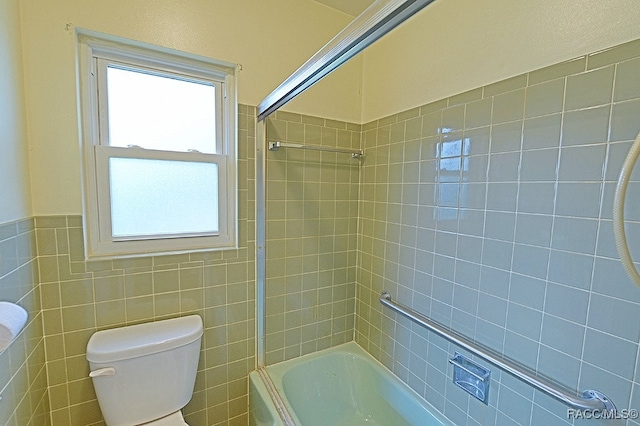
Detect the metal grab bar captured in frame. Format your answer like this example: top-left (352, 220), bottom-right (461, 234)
top-left (268, 141), bottom-right (363, 159)
top-left (379, 291), bottom-right (616, 412)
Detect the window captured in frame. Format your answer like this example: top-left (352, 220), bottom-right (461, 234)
top-left (77, 30), bottom-right (237, 259)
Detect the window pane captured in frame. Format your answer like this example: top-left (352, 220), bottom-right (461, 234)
top-left (107, 66), bottom-right (217, 153)
top-left (109, 158), bottom-right (219, 238)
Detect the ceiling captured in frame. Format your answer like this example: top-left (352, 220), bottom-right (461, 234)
top-left (313, 0), bottom-right (375, 16)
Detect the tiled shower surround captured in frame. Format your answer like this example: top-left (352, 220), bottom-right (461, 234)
top-left (3, 39), bottom-right (640, 426)
top-left (264, 112), bottom-right (361, 364)
top-left (355, 40), bottom-right (640, 425)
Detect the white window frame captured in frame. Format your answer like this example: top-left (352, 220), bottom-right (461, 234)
top-left (76, 29), bottom-right (238, 259)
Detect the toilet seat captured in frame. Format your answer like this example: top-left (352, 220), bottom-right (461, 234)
top-left (140, 411), bottom-right (188, 426)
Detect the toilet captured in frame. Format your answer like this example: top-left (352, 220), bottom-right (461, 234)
top-left (86, 315), bottom-right (203, 426)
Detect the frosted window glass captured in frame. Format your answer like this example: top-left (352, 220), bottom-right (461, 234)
top-left (107, 66), bottom-right (217, 153)
top-left (109, 158), bottom-right (219, 238)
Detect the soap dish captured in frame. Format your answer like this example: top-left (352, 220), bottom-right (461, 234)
top-left (449, 352), bottom-right (491, 404)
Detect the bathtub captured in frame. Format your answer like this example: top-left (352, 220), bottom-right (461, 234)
top-left (249, 342), bottom-right (452, 426)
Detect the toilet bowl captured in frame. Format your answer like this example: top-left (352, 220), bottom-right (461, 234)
top-left (87, 315), bottom-right (203, 426)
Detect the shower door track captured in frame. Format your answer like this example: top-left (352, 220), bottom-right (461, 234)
top-left (257, 0), bottom-right (436, 121)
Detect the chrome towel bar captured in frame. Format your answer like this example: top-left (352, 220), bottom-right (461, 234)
top-left (379, 291), bottom-right (615, 412)
top-left (268, 141), bottom-right (363, 159)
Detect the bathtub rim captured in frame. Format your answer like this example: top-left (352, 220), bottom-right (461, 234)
top-left (249, 368), bottom-right (286, 426)
top-left (256, 341), bottom-right (453, 426)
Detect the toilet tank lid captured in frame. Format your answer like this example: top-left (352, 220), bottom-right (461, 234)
top-left (86, 315), bottom-right (203, 363)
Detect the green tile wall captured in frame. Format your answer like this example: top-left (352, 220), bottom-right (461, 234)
top-left (263, 111), bottom-right (361, 364)
top-left (355, 40), bottom-right (640, 425)
top-left (0, 218), bottom-right (48, 426)
top-left (40, 216), bottom-right (256, 425)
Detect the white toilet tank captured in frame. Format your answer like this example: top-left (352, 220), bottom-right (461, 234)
top-left (86, 315), bottom-right (203, 426)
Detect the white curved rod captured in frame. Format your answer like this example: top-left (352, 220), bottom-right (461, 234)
top-left (613, 131), bottom-right (640, 288)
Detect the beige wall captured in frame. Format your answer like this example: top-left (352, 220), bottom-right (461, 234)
top-left (17, 0), bottom-right (640, 215)
top-left (0, 0), bottom-right (32, 223)
top-left (361, 0), bottom-right (640, 122)
top-left (19, 0), bottom-right (362, 216)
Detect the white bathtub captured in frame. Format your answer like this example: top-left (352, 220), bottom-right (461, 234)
top-left (249, 342), bottom-right (453, 426)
